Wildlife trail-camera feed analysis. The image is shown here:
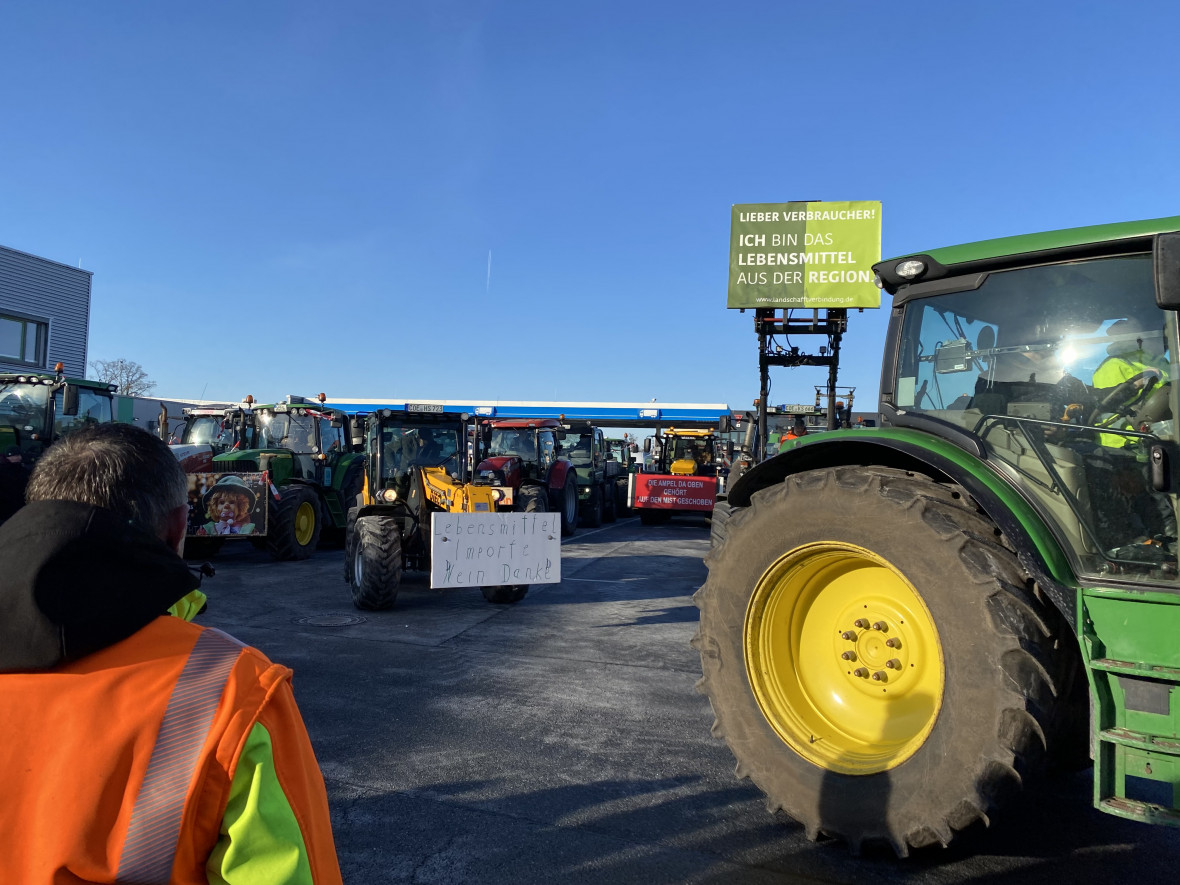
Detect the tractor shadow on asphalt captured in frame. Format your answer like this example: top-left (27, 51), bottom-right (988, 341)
top-left (330, 773), bottom-right (826, 885)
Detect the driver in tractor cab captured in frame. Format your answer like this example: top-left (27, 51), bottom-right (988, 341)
top-left (570, 434), bottom-right (592, 464)
top-left (1092, 317), bottom-right (1170, 447)
top-left (413, 429), bottom-right (444, 466)
top-left (1088, 316), bottom-right (1176, 553)
top-left (503, 430), bottom-right (533, 460)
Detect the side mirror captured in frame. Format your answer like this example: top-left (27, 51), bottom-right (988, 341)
top-left (63, 384), bottom-right (80, 416)
top-left (1155, 232), bottom-right (1180, 309)
top-left (643, 438), bottom-right (652, 454)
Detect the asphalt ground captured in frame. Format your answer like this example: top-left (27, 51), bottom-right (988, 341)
top-left (194, 517), bottom-right (1180, 884)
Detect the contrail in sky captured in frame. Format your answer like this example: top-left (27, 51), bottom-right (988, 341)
top-left (486, 250), bottom-right (492, 294)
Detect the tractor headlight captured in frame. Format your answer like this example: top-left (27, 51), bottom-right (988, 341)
top-left (894, 259), bottom-right (926, 280)
top-left (379, 488), bottom-right (399, 503)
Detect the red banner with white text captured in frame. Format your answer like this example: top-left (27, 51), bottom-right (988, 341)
top-left (632, 474), bottom-right (717, 511)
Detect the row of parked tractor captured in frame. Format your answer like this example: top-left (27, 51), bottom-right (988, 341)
top-left (157, 396), bottom-right (732, 609)
top-left (0, 369), bottom-right (732, 607)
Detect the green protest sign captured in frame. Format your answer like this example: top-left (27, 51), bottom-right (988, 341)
top-left (727, 201), bottom-right (882, 309)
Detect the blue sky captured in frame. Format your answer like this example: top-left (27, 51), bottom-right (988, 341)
top-left (2, 1), bottom-right (1178, 414)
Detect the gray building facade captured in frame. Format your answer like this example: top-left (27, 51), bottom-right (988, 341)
top-left (0, 244), bottom-right (92, 378)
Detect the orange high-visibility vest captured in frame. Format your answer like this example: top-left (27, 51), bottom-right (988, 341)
top-left (0, 616), bottom-right (340, 884)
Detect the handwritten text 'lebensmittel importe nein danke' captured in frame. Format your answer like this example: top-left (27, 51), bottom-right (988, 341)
top-left (430, 512), bottom-right (562, 588)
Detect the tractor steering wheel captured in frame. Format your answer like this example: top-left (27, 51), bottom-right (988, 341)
top-left (1095, 370), bottom-right (1160, 415)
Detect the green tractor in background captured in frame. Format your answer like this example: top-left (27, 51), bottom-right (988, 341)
top-left (207, 394), bottom-right (364, 560)
top-left (561, 422), bottom-right (624, 527)
top-left (0, 363), bottom-right (117, 466)
top-left (697, 216), bottom-right (1180, 855)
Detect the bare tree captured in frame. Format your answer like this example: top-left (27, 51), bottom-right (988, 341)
top-left (89, 358), bottom-right (157, 397)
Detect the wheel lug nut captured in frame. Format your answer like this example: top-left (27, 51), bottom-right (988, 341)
top-left (841, 651), bottom-right (857, 661)
top-left (841, 631), bottom-right (857, 641)
top-left (871, 671), bottom-right (887, 682)
top-left (885, 659), bottom-right (901, 669)
top-left (853, 667), bottom-right (869, 678)
top-left (854, 618), bottom-right (870, 629)
top-left (885, 637), bottom-right (901, 648)
top-left (872, 621), bottom-right (887, 632)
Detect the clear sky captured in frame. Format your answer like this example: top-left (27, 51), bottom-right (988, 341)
top-left (2, 1), bottom-right (1178, 413)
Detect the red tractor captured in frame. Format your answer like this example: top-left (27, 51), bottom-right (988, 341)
top-left (475, 418), bottom-right (579, 536)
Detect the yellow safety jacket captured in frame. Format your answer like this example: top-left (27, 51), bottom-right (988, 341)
top-left (1092, 351), bottom-right (1170, 448)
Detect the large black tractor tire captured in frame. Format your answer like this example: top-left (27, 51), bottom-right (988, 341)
top-left (267, 486), bottom-right (322, 561)
top-left (551, 470), bottom-right (578, 537)
top-left (350, 515), bottom-right (403, 610)
top-left (582, 485), bottom-right (603, 528)
top-left (480, 485), bottom-right (543, 605)
top-left (693, 466), bottom-right (1076, 857)
top-left (709, 497), bottom-right (735, 550)
top-left (481, 584), bottom-right (529, 604)
top-left (343, 495), bottom-right (363, 583)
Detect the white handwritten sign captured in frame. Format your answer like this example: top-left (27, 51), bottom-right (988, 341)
top-left (430, 511), bottom-right (562, 589)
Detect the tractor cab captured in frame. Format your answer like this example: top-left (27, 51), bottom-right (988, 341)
top-left (0, 366), bottom-right (115, 463)
top-left (368, 411), bottom-right (465, 503)
top-left (659, 428), bottom-right (718, 477)
top-left (606, 438), bottom-right (637, 472)
top-left (181, 406), bottom-right (255, 454)
top-left (482, 419), bottom-right (561, 483)
top-left (885, 247), bottom-right (1178, 583)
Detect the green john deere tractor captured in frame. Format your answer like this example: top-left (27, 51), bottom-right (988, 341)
top-left (697, 216), bottom-right (1180, 855)
top-left (208, 395), bottom-right (364, 560)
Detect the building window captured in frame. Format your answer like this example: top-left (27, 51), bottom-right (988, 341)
top-left (0, 313), bottom-right (48, 367)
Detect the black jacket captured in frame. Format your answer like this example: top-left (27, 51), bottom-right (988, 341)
top-left (0, 500), bottom-right (199, 672)
top-left (0, 459), bottom-right (29, 523)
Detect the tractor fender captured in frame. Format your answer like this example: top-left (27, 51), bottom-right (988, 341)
top-left (546, 459), bottom-right (575, 490)
top-left (728, 431), bottom-right (1079, 628)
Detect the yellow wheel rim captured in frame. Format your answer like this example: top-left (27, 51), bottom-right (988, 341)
top-left (294, 501), bottom-right (317, 546)
top-left (745, 541), bottom-right (943, 774)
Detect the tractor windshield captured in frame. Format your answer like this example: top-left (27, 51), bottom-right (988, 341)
top-left (668, 435), bottom-right (716, 474)
top-left (564, 433), bottom-right (595, 467)
top-left (378, 423), bottom-right (460, 482)
top-left (185, 413), bottom-right (253, 452)
top-left (488, 427), bottom-right (537, 461)
top-left (0, 381), bottom-right (52, 458)
top-left (185, 416), bottom-right (230, 446)
top-left (893, 253), bottom-right (1178, 583)
top-left (256, 411), bottom-right (319, 452)
top-left (52, 386), bottom-right (113, 439)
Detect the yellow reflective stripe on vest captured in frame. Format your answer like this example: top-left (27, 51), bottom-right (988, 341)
top-left (117, 628), bottom-right (243, 883)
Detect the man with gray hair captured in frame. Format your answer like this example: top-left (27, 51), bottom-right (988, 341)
top-left (0, 422), bottom-right (343, 883)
